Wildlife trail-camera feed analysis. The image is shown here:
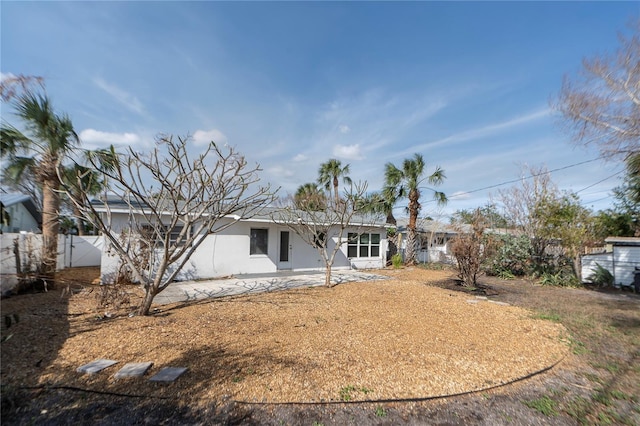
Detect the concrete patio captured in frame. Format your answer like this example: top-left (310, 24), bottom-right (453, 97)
top-left (153, 269), bottom-right (388, 305)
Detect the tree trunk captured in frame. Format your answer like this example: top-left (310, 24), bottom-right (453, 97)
top-left (572, 256), bottom-right (582, 282)
top-left (333, 176), bottom-right (339, 204)
top-left (406, 190), bottom-right (420, 265)
top-left (139, 287), bottom-right (156, 316)
top-left (73, 204), bottom-right (86, 236)
top-left (325, 263), bottom-right (333, 287)
top-left (41, 175), bottom-right (61, 287)
top-left (405, 229), bottom-right (418, 265)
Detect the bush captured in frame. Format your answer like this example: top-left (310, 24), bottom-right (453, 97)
top-left (451, 211), bottom-right (495, 287)
top-left (531, 254), bottom-right (580, 287)
top-left (484, 234), bottom-right (533, 277)
top-left (391, 253), bottom-right (403, 269)
top-left (587, 263), bottom-right (614, 287)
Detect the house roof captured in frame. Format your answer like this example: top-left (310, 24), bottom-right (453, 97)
top-left (605, 237), bottom-right (640, 246)
top-left (90, 197), bottom-right (389, 228)
top-left (395, 218), bottom-right (471, 234)
top-left (0, 192), bottom-right (42, 224)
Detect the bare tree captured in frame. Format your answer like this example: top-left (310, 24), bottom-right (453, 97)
top-left (497, 165), bottom-right (557, 261)
top-left (274, 181), bottom-right (384, 287)
top-left (450, 209), bottom-right (494, 287)
top-left (64, 135), bottom-right (277, 315)
top-left (555, 20), bottom-right (640, 161)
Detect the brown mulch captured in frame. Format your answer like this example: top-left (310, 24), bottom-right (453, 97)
top-left (1, 267), bottom-right (569, 407)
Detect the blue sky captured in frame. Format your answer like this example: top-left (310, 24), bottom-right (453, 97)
top-left (2, 1), bottom-right (638, 220)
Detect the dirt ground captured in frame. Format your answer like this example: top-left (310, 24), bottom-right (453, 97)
top-left (1, 266), bottom-right (639, 425)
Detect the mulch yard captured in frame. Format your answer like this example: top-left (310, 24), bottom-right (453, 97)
top-left (2, 266), bottom-right (638, 425)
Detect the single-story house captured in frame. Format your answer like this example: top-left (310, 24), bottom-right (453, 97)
top-left (395, 218), bottom-right (472, 263)
top-left (94, 200), bottom-right (389, 283)
top-left (581, 237), bottom-right (640, 289)
top-left (0, 192), bottom-right (41, 234)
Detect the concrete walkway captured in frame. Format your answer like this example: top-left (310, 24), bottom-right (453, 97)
top-left (153, 269), bottom-right (388, 305)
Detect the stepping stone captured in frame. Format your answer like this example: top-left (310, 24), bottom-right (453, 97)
top-left (475, 295), bottom-right (488, 300)
top-left (114, 362), bottom-right (153, 379)
top-left (77, 359), bottom-right (118, 374)
top-left (466, 299), bottom-right (479, 304)
top-left (149, 367), bottom-right (188, 382)
top-left (488, 300), bottom-right (510, 306)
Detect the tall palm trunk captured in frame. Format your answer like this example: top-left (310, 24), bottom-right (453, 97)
top-left (406, 190), bottom-right (421, 265)
top-left (41, 168), bottom-right (60, 286)
top-left (333, 176), bottom-right (339, 204)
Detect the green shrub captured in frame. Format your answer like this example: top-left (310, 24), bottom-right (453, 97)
top-left (538, 271), bottom-right (580, 287)
top-left (496, 268), bottom-right (516, 280)
top-left (391, 253), bottom-right (403, 269)
top-left (587, 263), bottom-right (614, 287)
top-left (484, 234), bottom-right (533, 277)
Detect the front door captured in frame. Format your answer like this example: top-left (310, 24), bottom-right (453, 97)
top-left (278, 230), bottom-right (292, 270)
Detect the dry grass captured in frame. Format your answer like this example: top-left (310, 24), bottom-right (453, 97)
top-left (1, 267), bottom-right (569, 408)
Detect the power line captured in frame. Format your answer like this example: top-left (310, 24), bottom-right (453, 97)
top-left (575, 170), bottom-right (624, 194)
top-left (584, 195), bottom-right (613, 205)
top-left (447, 156), bottom-right (605, 200)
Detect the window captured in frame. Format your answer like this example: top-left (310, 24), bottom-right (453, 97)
top-left (250, 228), bottom-right (268, 255)
top-left (347, 233), bottom-right (380, 258)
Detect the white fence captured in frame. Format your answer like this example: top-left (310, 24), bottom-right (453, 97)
top-left (59, 234), bottom-right (103, 268)
top-left (0, 233), bottom-right (102, 292)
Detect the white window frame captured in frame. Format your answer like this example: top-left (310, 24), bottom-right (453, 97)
top-left (347, 232), bottom-right (381, 258)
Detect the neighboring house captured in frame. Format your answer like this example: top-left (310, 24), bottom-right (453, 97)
top-left (0, 192), bottom-right (41, 233)
top-left (94, 201), bottom-right (389, 283)
top-left (395, 218), bottom-right (471, 263)
top-left (581, 237), bottom-right (640, 289)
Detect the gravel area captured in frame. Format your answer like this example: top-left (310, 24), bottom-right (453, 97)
top-left (1, 267), bottom-right (568, 408)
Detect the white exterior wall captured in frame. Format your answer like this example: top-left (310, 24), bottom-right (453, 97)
top-left (1, 203), bottom-right (39, 233)
top-left (99, 212), bottom-right (387, 283)
top-left (613, 245), bottom-right (640, 287)
top-left (581, 253), bottom-right (614, 283)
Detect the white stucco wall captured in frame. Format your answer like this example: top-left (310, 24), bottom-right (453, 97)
top-left (98, 212), bottom-right (387, 283)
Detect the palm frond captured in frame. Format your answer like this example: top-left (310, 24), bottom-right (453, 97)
top-left (3, 156), bottom-right (37, 182)
top-left (0, 125), bottom-right (33, 156)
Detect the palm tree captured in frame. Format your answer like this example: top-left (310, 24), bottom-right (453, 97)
top-left (61, 164), bottom-right (104, 235)
top-left (384, 153), bottom-right (446, 265)
top-left (61, 146), bottom-right (119, 235)
top-left (318, 159), bottom-right (352, 204)
top-left (294, 182), bottom-right (326, 211)
top-left (1, 93), bottom-right (79, 282)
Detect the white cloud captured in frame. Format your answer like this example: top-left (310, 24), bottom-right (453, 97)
top-left (192, 129), bottom-right (227, 146)
top-left (397, 107), bottom-right (550, 158)
top-left (292, 154), bottom-right (308, 162)
top-left (268, 165), bottom-right (295, 178)
top-left (79, 129), bottom-right (140, 148)
top-left (94, 77), bottom-right (145, 115)
top-left (333, 144), bottom-right (364, 160)
top-left (338, 124), bottom-right (350, 134)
